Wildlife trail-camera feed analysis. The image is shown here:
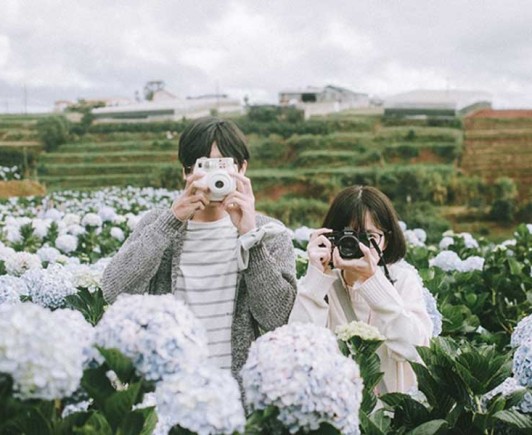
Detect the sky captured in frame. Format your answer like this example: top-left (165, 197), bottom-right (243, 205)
top-left (1, 0), bottom-right (532, 113)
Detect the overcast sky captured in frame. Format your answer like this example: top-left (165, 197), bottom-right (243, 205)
top-left (1, 0), bottom-right (531, 113)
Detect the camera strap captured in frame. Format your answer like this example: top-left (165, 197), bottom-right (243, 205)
top-left (369, 238), bottom-right (395, 285)
top-left (332, 278), bottom-right (357, 323)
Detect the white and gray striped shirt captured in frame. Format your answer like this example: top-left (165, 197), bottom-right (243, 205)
top-left (174, 215), bottom-right (238, 370)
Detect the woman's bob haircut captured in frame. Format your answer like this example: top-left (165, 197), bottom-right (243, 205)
top-left (322, 185), bottom-right (406, 264)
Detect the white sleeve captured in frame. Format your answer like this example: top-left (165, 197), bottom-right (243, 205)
top-left (288, 264), bottom-right (336, 327)
top-left (357, 266), bottom-right (433, 362)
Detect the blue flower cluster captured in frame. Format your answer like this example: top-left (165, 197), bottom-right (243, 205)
top-left (0, 303), bottom-right (92, 400)
top-left (422, 286), bottom-right (442, 337)
top-left (94, 294), bottom-right (208, 382)
top-left (156, 364), bottom-right (245, 435)
top-left (241, 322), bottom-right (363, 435)
top-left (21, 264), bottom-right (78, 309)
top-left (511, 314), bottom-right (532, 349)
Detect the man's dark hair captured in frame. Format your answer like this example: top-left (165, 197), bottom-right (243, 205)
top-left (322, 185), bottom-right (406, 264)
top-left (178, 116), bottom-right (250, 173)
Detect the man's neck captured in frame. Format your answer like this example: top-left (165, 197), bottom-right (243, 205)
top-left (191, 202), bottom-right (227, 222)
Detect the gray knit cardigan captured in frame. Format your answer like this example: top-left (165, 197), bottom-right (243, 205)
top-left (102, 208), bottom-right (297, 381)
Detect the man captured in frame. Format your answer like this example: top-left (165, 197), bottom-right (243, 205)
top-left (102, 116), bottom-right (297, 383)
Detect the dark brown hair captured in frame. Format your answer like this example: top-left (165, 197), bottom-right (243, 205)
top-left (178, 116), bottom-right (250, 173)
top-left (322, 185), bottom-right (406, 264)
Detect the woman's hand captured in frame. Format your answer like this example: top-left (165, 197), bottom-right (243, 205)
top-left (222, 173), bottom-right (256, 235)
top-left (171, 172), bottom-right (210, 222)
top-left (307, 228), bottom-right (334, 273)
top-left (332, 241), bottom-right (379, 286)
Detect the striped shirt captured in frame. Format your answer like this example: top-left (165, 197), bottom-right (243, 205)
top-left (174, 215), bottom-right (238, 370)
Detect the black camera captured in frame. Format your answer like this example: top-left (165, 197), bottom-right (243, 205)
top-left (325, 228), bottom-right (371, 259)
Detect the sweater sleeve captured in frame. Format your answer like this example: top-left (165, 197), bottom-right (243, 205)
top-left (102, 208), bottom-right (184, 303)
top-left (288, 264), bottom-right (336, 327)
top-left (356, 266), bottom-right (433, 362)
top-left (242, 221), bottom-right (298, 331)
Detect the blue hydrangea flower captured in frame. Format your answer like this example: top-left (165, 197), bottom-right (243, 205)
top-left (241, 322), bottom-right (362, 435)
top-left (156, 364), bottom-right (245, 435)
top-left (422, 287), bottom-right (442, 337)
top-left (511, 315), bottom-right (532, 349)
top-left (94, 294), bottom-right (208, 382)
top-left (21, 264), bottom-right (77, 309)
top-left (513, 342), bottom-right (532, 388)
top-left (0, 303), bottom-right (90, 400)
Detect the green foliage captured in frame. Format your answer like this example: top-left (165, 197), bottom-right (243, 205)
top-left (36, 116), bottom-right (70, 152)
top-left (376, 337), bottom-right (532, 434)
top-left (257, 197), bottom-right (330, 228)
top-left (0, 146), bottom-right (38, 177)
top-left (65, 288), bottom-right (107, 326)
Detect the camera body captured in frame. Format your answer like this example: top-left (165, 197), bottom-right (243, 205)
top-left (325, 228), bottom-right (370, 259)
top-left (193, 157), bottom-right (237, 201)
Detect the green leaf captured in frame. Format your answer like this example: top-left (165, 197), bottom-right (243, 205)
top-left (493, 409), bottom-right (532, 429)
top-left (406, 419), bottom-right (448, 435)
top-left (98, 348), bottom-right (136, 384)
top-left (81, 365), bottom-right (116, 408)
top-left (104, 382), bottom-right (142, 430)
top-left (359, 409), bottom-right (391, 435)
top-left (73, 412), bottom-right (113, 435)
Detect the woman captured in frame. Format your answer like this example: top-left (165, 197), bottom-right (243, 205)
top-left (289, 185), bottom-right (433, 394)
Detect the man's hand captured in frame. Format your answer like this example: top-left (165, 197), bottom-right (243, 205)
top-left (171, 172), bottom-right (210, 222)
top-left (222, 172), bottom-right (256, 235)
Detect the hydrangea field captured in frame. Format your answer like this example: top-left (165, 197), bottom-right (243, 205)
top-left (0, 186), bottom-right (531, 434)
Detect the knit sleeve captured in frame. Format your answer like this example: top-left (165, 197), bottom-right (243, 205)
top-left (102, 208), bottom-right (184, 303)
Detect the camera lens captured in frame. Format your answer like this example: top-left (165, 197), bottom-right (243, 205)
top-left (338, 235), bottom-right (362, 259)
top-left (214, 180), bottom-right (225, 189)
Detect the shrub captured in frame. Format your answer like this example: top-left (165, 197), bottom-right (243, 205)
top-left (36, 116), bottom-right (70, 152)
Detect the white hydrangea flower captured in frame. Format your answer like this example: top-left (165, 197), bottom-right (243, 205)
top-left (21, 264), bottom-right (77, 309)
top-left (242, 322), bottom-right (363, 435)
top-left (156, 365), bottom-right (246, 435)
top-left (32, 219), bottom-right (51, 239)
top-left (5, 251), bottom-right (42, 276)
top-left (5, 225), bottom-right (22, 243)
top-left (511, 315), bottom-right (532, 349)
top-left (110, 227), bottom-right (125, 241)
top-left (459, 232), bottom-right (479, 249)
top-left (0, 275), bottom-right (27, 304)
top-left (413, 228), bottom-right (427, 243)
top-left (335, 320), bottom-right (385, 342)
top-left (67, 224), bottom-right (86, 236)
top-left (403, 230), bottom-right (424, 247)
top-left (527, 224), bottom-right (532, 234)
top-left (55, 234), bottom-right (78, 253)
top-left (81, 213), bottom-right (102, 227)
top-left (0, 303), bottom-right (87, 400)
top-left (98, 206), bottom-right (117, 222)
top-left (36, 246), bottom-right (61, 264)
top-left (429, 250), bottom-right (462, 272)
top-left (127, 214), bottom-right (142, 231)
top-left (65, 263), bottom-right (102, 292)
top-left (460, 256), bottom-right (484, 272)
top-left (62, 213), bottom-right (81, 227)
top-left (95, 294), bottom-right (209, 382)
top-left (0, 244), bottom-right (16, 261)
top-left (398, 221), bottom-right (407, 231)
top-left (439, 236), bottom-right (454, 250)
top-left (42, 208), bottom-right (63, 221)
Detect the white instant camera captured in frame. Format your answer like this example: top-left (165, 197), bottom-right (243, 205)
top-left (193, 157), bottom-right (237, 201)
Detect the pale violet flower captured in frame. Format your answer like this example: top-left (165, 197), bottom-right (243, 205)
top-left (36, 246), bottom-right (61, 264)
top-left (429, 250), bottom-right (462, 272)
top-left (422, 287), bottom-right (442, 337)
top-left (21, 264), bottom-right (77, 309)
top-left (156, 364), bottom-right (246, 435)
top-left (398, 220), bottom-right (407, 232)
top-left (55, 234), bottom-right (78, 253)
top-left (0, 303), bottom-right (87, 400)
top-left (110, 227), bottom-right (125, 241)
top-left (242, 322), bottom-right (362, 434)
top-left (335, 320), bottom-right (385, 342)
top-left (95, 294), bottom-right (208, 382)
top-left (81, 213), bottom-right (102, 227)
top-left (439, 236), bottom-right (454, 250)
top-left (482, 377), bottom-right (532, 414)
top-left (5, 252), bottom-right (42, 276)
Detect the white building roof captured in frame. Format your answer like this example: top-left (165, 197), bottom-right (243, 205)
top-left (384, 89), bottom-right (492, 111)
